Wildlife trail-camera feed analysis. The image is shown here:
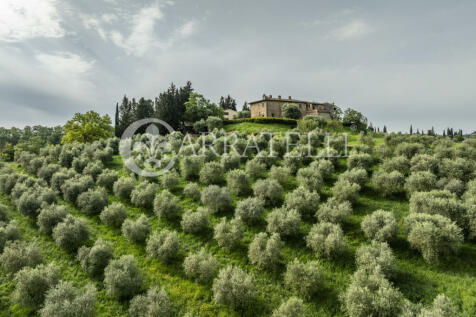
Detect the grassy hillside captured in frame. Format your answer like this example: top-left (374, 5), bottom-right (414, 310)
top-left (0, 124), bottom-right (475, 316)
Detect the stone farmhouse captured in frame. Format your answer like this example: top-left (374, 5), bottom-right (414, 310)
top-left (249, 94), bottom-right (335, 120)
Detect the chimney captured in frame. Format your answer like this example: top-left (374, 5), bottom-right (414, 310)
top-left (278, 95), bottom-right (281, 99)
top-left (288, 96), bottom-right (292, 100)
top-left (262, 94), bottom-right (267, 99)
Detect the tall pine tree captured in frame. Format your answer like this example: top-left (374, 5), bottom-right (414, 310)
top-left (219, 95), bottom-right (237, 111)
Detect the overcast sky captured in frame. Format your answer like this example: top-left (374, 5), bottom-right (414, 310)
top-left (1, 0), bottom-right (475, 133)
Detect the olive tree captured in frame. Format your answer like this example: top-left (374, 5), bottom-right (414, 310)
top-left (338, 168), bottom-right (368, 187)
top-left (122, 215), bottom-right (150, 243)
top-left (129, 287), bottom-right (172, 317)
top-left (226, 169), bottom-right (251, 196)
top-left (248, 232), bottom-right (283, 269)
top-left (404, 213), bottom-right (463, 263)
top-left (272, 297), bottom-right (306, 317)
top-left (40, 281), bottom-right (96, 317)
top-left (253, 178), bottom-right (283, 206)
top-left (181, 207), bottom-right (210, 234)
top-left (212, 266), bottom-right (255, 312)
top-left (154, 190), bottom-right (182, 220)
top-left (355, 241), bottom-right (395, 277)
top-left (0, 241), bottom-right (43, 274)
top-left (235, 197), bottom-right (265, 224)
top-left (213, 217), bottom-right (244, 250)
top-left (37, 204), bottom-right (68, 235)
top-left (77, 188), bottom-right (108, 215)
top-left (371, 170), bottom-right (406, 197)
top-left (361, 210), bottom-right (398, 242)
top-left (200, 162), bottom-right (224, 185)
top-left (131, 182), bottom-right (158, 209)
top-left (183, 183), bottom-right (201, 201)
top-left (77, 239), bottom-right (113, 276)
top-left (100, 202), bottom-right (127, 228)
top-left (52, 215), bottom-right (89, 252)
top-left (146, 230), bottom-right (180, 263)
top-left (183, 248), bottom-right (218, 284)
top-left (296, 166), bottom-right (324, 192)
top-left (284, 259), bottom-right (322, 297)
top-left (332, 179), bottom-right (360, 203)
top-left (13, 263), bottom-right (59, 308)
top-left (405, 171), bottom-right (437, 196)
top-left (113, 177), bottom-right (136, 200)
top-left (104, 255), bottom-right (143, 299)
top-left (266, 207), bottom-right (301, 237)
top-left (316, 197), bottom-right (352, 224)
top-left (284, 186), bottom-right (320, 217)
top-left (160, 170), bottom-right (180, 191)
top-left (201, 185), bottom-right (232, 213)
top-left (305, 222), bottom-right (346, 258)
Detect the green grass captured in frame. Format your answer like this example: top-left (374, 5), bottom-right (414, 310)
top-left (223, 122), bottom-right (294, 134)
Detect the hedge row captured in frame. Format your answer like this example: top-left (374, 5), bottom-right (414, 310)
top-left (223, 117), bottom-right (298, 126)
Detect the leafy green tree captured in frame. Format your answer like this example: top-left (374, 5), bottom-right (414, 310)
top-left (282, 103), bottom-right (302, 119)
top-left (184, 93), bottom-right (223, 123)
top-left (343, 108), bottom-right (368, 131)
top-left (62, 111), bottom-right (113, 144)
top-left (219, 95), bottom-right (237, 111)
top-left (155, 82), bottom-right (193, 129)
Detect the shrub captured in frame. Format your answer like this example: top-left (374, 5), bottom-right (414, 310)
top-left (306, 222), bottom-right (346, 258)
top-left (13, 263), bottom-right (59, 308)
top-left (129, 287), bottom-right (172, 317)
top-left (266, 207), bottom-right (301, 237)
top-left (199, 162), bottom-right (224, 185)
top-left (154, 190), bottom-right (182, 220)
top-left (207, 116), bottom-right (223, 131)
top-left (405, 171), bottom-right (437, 196)
top-left (0, 203), bottom-right (7, 222)
top-left (248, 232), bottom-right (282, 269)
top-left (272, 297), bottom-right (306, 317)
top-left (245, 159), bottom-right (267, 179)
top-left (77, 239), bottom-right (113, 276)
top-left (193, 119), bottom-right (207, 132)
top-left (395, 142), bottom-right (425, 159)
top-left (62, 175), bottom-right (94, 203)
top-left (201, 185), bottom-right (232, 213)
top-left (37, 164), bottom-right (61, 184)
top-left (181, 207), bottom-right (210, 234)
top-left (94, 147), bottom-right (114, 164)
top-left (341, 267), bottom-right (403, 317)
top-left (161, 170), bottom-right (180, 191)
top-left (183, 183), bottom-right (201, 201)
top-left (100, 202), bottom-right (127, 228)
top-left (183, 248), bottom-right (218, 284)
top-left (317, 197), bottom-right (352, 223)
top-left (51, 169), bottom-right (76, 193)
top-left (77, 188), bottom-right (108, 215)
top-left (214, 217), bottom-right (244, 250)
top-left (0, 241), bottom-right (42, 275)
top-left (27, 157), bottom-right (46, 175)
top-left (404, 213), bottom-right (463, 263)
top-left (284, 186), bottom-right (320, 217)
top-left (82, 161), bottom-right (103, 181)
top-left (442, 178), bottom-right (465, 197)
top-left (361, 210), bottom-right (398, 242)
top-left (232, 198), bottom-right (264, 225)
top-left (16, 190), bottom-right (44, 218)
top-left (439, 158), bottom-right (474, 182)
top-left (355, 241), bottom-right (395, 276)
top-left (332, 179), bottom-right (360, 203)
top-left (253, 179), bottom-right (283, 206)
top-left (371, 170), bottom-right (405, 197)
top-left (113, 177), bottom-right (136, 200)
top-left (72, 156), bottom-right (89, 173)
top-left (37, 205), bottom-right (69, 235)
top-left (347, 153), bottom-right (373, 171)
top-left (418, 294), bottom-right (458, 317)
top-left (96, 170), bottom-right (119, 191)
top-left (104, 255), bottom-right (143, 299)
top-left (410, 154), bottom-right (438, 174)
top-left (40, 281), bottom-right (96, 317)
top-left (146, 230), bottom-right (180, 263)
top-left (226, 169), bottom-right (251, 196)
top-left (284, 259), bottom-right (321, 297)
top-left (338, 168), bottom-right (368, 187)
top-left (221, 153), bottom-right (240, 171)
top-left (212, 266), bottom-right (255, 311)
top-left (52, 215), bottom-right (89, 252)
top-left (180, 156), bottom-right (202, 180)
top-left (296, 166), bottom-right (324, 192)
top-left (269, 166), bottom-right (292, 185)
top-left (381, 156), bottom-right (411, 175)
top-left (409, 190), bottom-right (467, 230)
top-left (0, 221), bottom-right (21, 252)
top-left (131, 182), bottom-right (158, 209)
top-left (122, 215), bottom-right (150, 243)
